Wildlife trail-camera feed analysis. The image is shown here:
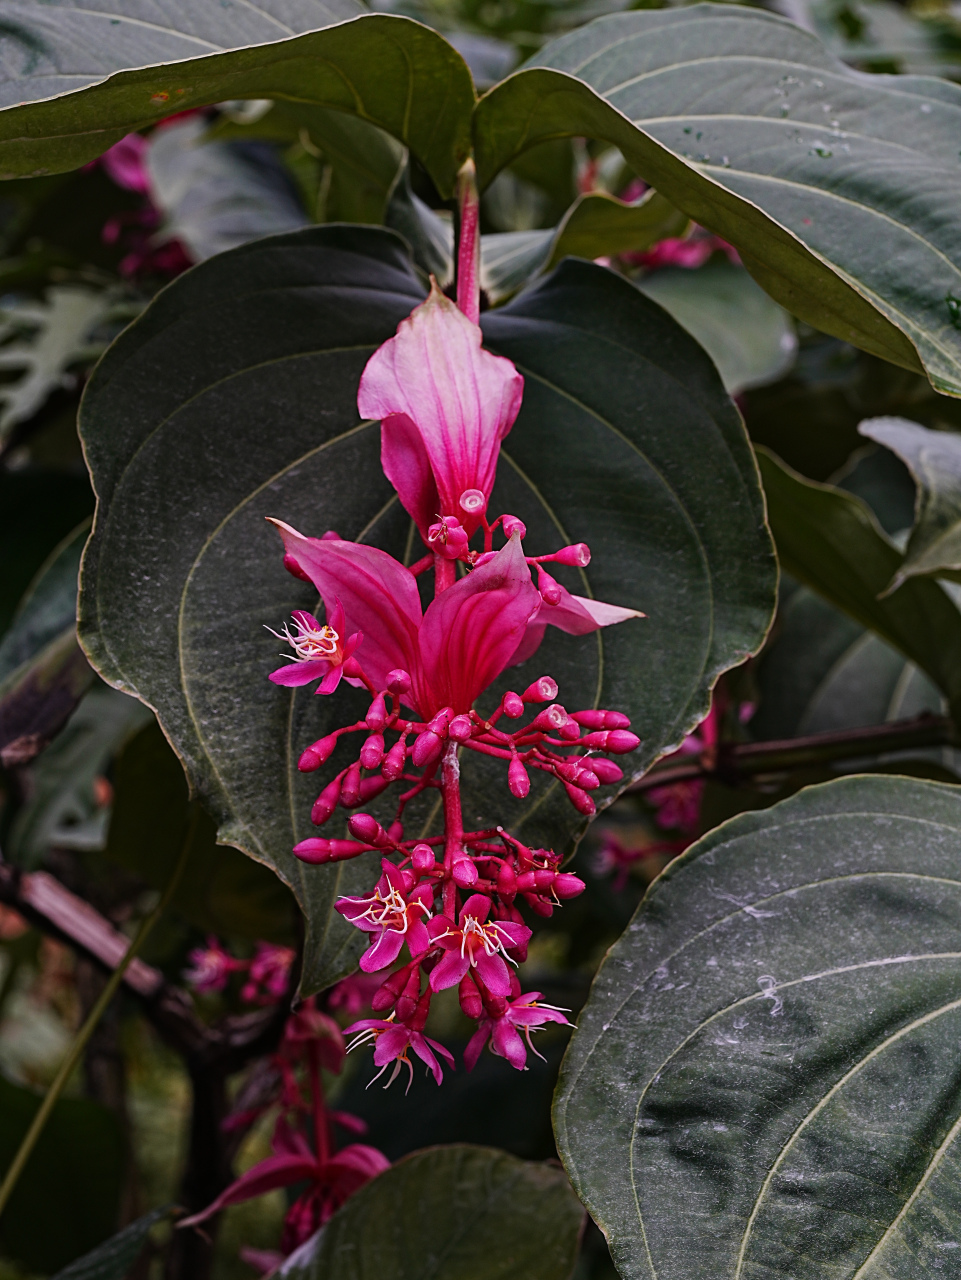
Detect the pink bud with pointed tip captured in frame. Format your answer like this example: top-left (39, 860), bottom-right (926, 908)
top-left (537, 565), bottom-right (563, 606)
top-left (580, 730), bottom-right (640, 754)
top-left (348, 814), bottom-right (390, 846)
top-left (340, 762), bottom-right (363, 808)
top-left (366, 692), bottom-right (388, 730)
top-left (564, 782), bottom-right (596, 816)
top-left (508, 757), bottom-right (530, 798)
top-left (572, 766), bottom-right (600, 790)
top-left (452, 857), bottom-right (478, 887)
top-left (386, 669), bottom-right (412, 696)
top-left (522, 677), bottom-right (558, 703)
top-left (571, 709), bottom-right (631, 730)
top-left (388, 820), bottom-right (404, 843)
top-left (293, 838), bottom-right (367, 864)
top-left (360, 733), bottom-right (385, 769)
top-left (502, 692), bottom-right (524, 718)
top-left (298, 734), bottom-right (338, 772)
top-left (588, 757), bottom-right (624, 784)
top-left (358, 776), bottom-right (391, 805)
top-left (554, 872), bottom-right (586, 899)
top-left (448, 714), bottom-right (473, 742)
top-left (311, 775), bottom-right (342, 825)
top-left (382, 738), bottom-right (409, 781)
top-left (411, 844), bottom-right (436, 874)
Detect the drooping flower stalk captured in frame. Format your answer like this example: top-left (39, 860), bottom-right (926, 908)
top-left (265, 201), bottom-right (645, 1083)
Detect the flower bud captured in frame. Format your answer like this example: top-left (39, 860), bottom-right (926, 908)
top-left (293, 837), bottom-right (367, 864)
top-left (508, 757), bottom-right (530, 799)
top-left (501, 691), bottom-right (524, 718)
top-left (572, 766), bottom-right (600, 790)
top-left (359, 732), bottom-right (385, 769)
top-left (458, 974), bottom-right (484, 1019)
top-left (564, 782), bottom-right (596, 816)
top-left (412, 729), bottom-right (445, 768)
top-left (558, 717), bottom-right (581, 742)
top-left (372, 966), bottom-right (411, 1011)
top-left (386, 669), bottom-right (412, 696)
top-left (501, 514), bottom-right (526, 539)
top-left (366, 692), bottom-right (389, 731)
top-left (387, 819), bottom-right (404, 843)
top-left (448, 714), bottom-right (473, 742)
top-left (586, 757), bottom-right (624, 783)
top-left (339, 761), bottom-right (363, 808)
top-left (551, 542), bottom-right (591, 567)
top-left (311, 775), bottom-right (342, 825)
top-left (298, 734), bottom-right (338, 772)
top-left (411, 843), bottom-right (437, 874)
top-left (452, 856), bottom-right (478, 887)
top-left (396, 968), bottom-right (423, 1025)
top-left (531, 703), bottom-right (569, 733)
top-left (428, 515), bottom-right (470, 559)
top-left (459, 488), bottom-right (486, 517)
top-left (283, 553), bottom-right (312, 583)
top-left (522, 892), bottom-right (554, 918)
top-left (347, 813), bottom-right (391, 846)
top-left (522, 677), bottom-right (558, 703)
top-left (496, 862), bottom-right (517, 898)
top-left (579, 730), bottom-right (641, 754)
top-left (571, 709), bottom-right (631, 730)
top-left (382, 736), bottom-right (409, 781)
top-left (342, 656), bottom-right (365, 681)
top-left (554, 872), bottom-right (586, 899)
top-left (536, 565), bottom-right (563, 606)
top-left (358, 775), bottom-right (391, 805)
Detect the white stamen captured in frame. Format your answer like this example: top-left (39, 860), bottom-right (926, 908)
top-left (264, 617), bottom-right (339, 663)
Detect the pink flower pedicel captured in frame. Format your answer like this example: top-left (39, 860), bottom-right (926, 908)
top-left (266, 162), bottom-right (644, 1084)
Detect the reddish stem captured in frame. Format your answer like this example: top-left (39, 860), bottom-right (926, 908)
top-left (307, 1042), bottom-right (328, 1164)
top-left (455, 158), bottom-right (481, 324)
top-left (440, 740), bottom-right (465, 918)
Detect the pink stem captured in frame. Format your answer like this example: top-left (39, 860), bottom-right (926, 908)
top-left (308, 1041), bottom-right (328, 1165)
top-left (456, 158), bottom-right (481, 325)
top-left (440, 739), bottom-right (464, 918)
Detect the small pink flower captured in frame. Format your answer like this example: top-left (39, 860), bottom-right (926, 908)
top-left (241, 943), bottom-right (296, 1005)
top-left (428, 894), bottom-right (531, 997)
top-left (335, 862), bottom-right (433, 972)
top-left (345, 1016), bottom-right (455, 1090)
top-left (357, 280), bottom-right (524, 540)
top-left (328, 971), bottom-right (381, 1014)
top-left (267, 600), bottom-right (363, 695)
top-left (183, 936), bottom-right (243, 994)
top-left (465, 992), bottom-right (572, 1071)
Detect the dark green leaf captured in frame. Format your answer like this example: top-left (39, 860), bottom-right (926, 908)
top-left (473, 5), bottom-right (961, 394)
top-left (638, 261), bottom-right (797, 394)
top-left (0, 520), bottom-right (93, 763)
top-left (77, 227), bottom-right (775, 991)
top-left (554, 774), bottom-right (961, 1280)
top-left (6, 683), bottom-right (151, 867)
top-left (280, 1146), bottom-right (583, 1280)
top-left (757, 447), bottom-right (961, 718)
top-left (51, 1206), bottom-right (170, 1280)
top-left (858, 416), bottom-right (961, 589)
top-left (0, 1073), bottom-right (125, 1273)
top-left (106, 721), bottom-right (296, 942)
top-left (0, 4), bottom-right (474, 198)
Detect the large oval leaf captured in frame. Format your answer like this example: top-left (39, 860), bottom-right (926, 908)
top-left (77, 226), bottom-right (775, 990)
top-left (280, 1145), bottom-right (583, 1280)
top-left (473, 4), bottom-right (961, 394)
top-left (0, 3), bottom-right (474, 196)
top-left (554, 774), bottom-right (961, 1280)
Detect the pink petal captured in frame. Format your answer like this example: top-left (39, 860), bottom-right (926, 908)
top-left (178, 1154), bottom-right (319, 1226)
top-left (268, 520), bottom-right (421, 696)
top-left (534, 586), bottom-right (644, 638)
top-left (334, 896), bottom-right (377, 927)
top-left (459, 893), bottom-right (491, 925)
top-left (464, 1022), bottom-right (491, 1071)
top-left (326, 1144), bottom-right (391, 1179)
top-left (360, 929), bottom-right (406, 973)
top-left (510, 1005), bottom-right (571, 1028)
top-left (317, 663), bottom-right (345, 695)
top-left (429, 949), bottom-right (471, 992)
top-left (406, 918), bottom-right (430, 956)
top-left (415, 535), bottom-right (540, 714)
top-left (372, 1025), bottom-right (412, 1067)
top-left (378, 412), bottom-right (439, 543)
top-left (357, 281), bottom-right (523, 537)
top-left (474, 950), bottom-right (511, 996)
top-left (268, 658), bottom-right (331, 687)
top-left (493, 920), bottom-right (532, 951)
top-left (410, 1032), bottom-right (447, 1085)
top-left (491, 1017), bottom-right (529, 1070)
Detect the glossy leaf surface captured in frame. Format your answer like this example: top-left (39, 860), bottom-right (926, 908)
top-left (52, 1207), bottom-right (170, 1280)
top-left (0, 3), bottom-right (474, 197)
top-left (638, 262), bottom-right (797, 394)
top-left (474, 4), bottom-right (961, 393)
top-left (555, 775), bottom-right (961, 1280)
top-left (78, 226), bottom-right (775, 990)
top-left (859, 416), bottom-right (961, 588)
top-left (280, 1146), bottom-right (583, 1280)
top-left (757, 448), bottom-right (961, 718)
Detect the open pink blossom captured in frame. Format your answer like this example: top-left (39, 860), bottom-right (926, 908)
top-left (242, 943), bottom-right (296, 1005)
top-left (183, 936), bottom-right (242, 994)
top-left (336, 862), bottom-right (433, 972)
top-left (428, 894), bottom-right (531, 997)
top-left (345, 1016), bottom-right (455, 1090)
top-left (465, 992), bottom-right (572, 1071)
top-left (267, 600), bottom-right (362, 695)
top-left (357, 280), bottom-right (524, 539)
top-left (179, 1115), bottom-right (388, 1249)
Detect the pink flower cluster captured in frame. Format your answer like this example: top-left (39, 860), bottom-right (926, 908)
top-left (265, 169), bottom-right (644, 1086)
top-left (184, 938), bottom-right (295, 1005)
top-left (181, 998), bottom-right (388, 1255)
